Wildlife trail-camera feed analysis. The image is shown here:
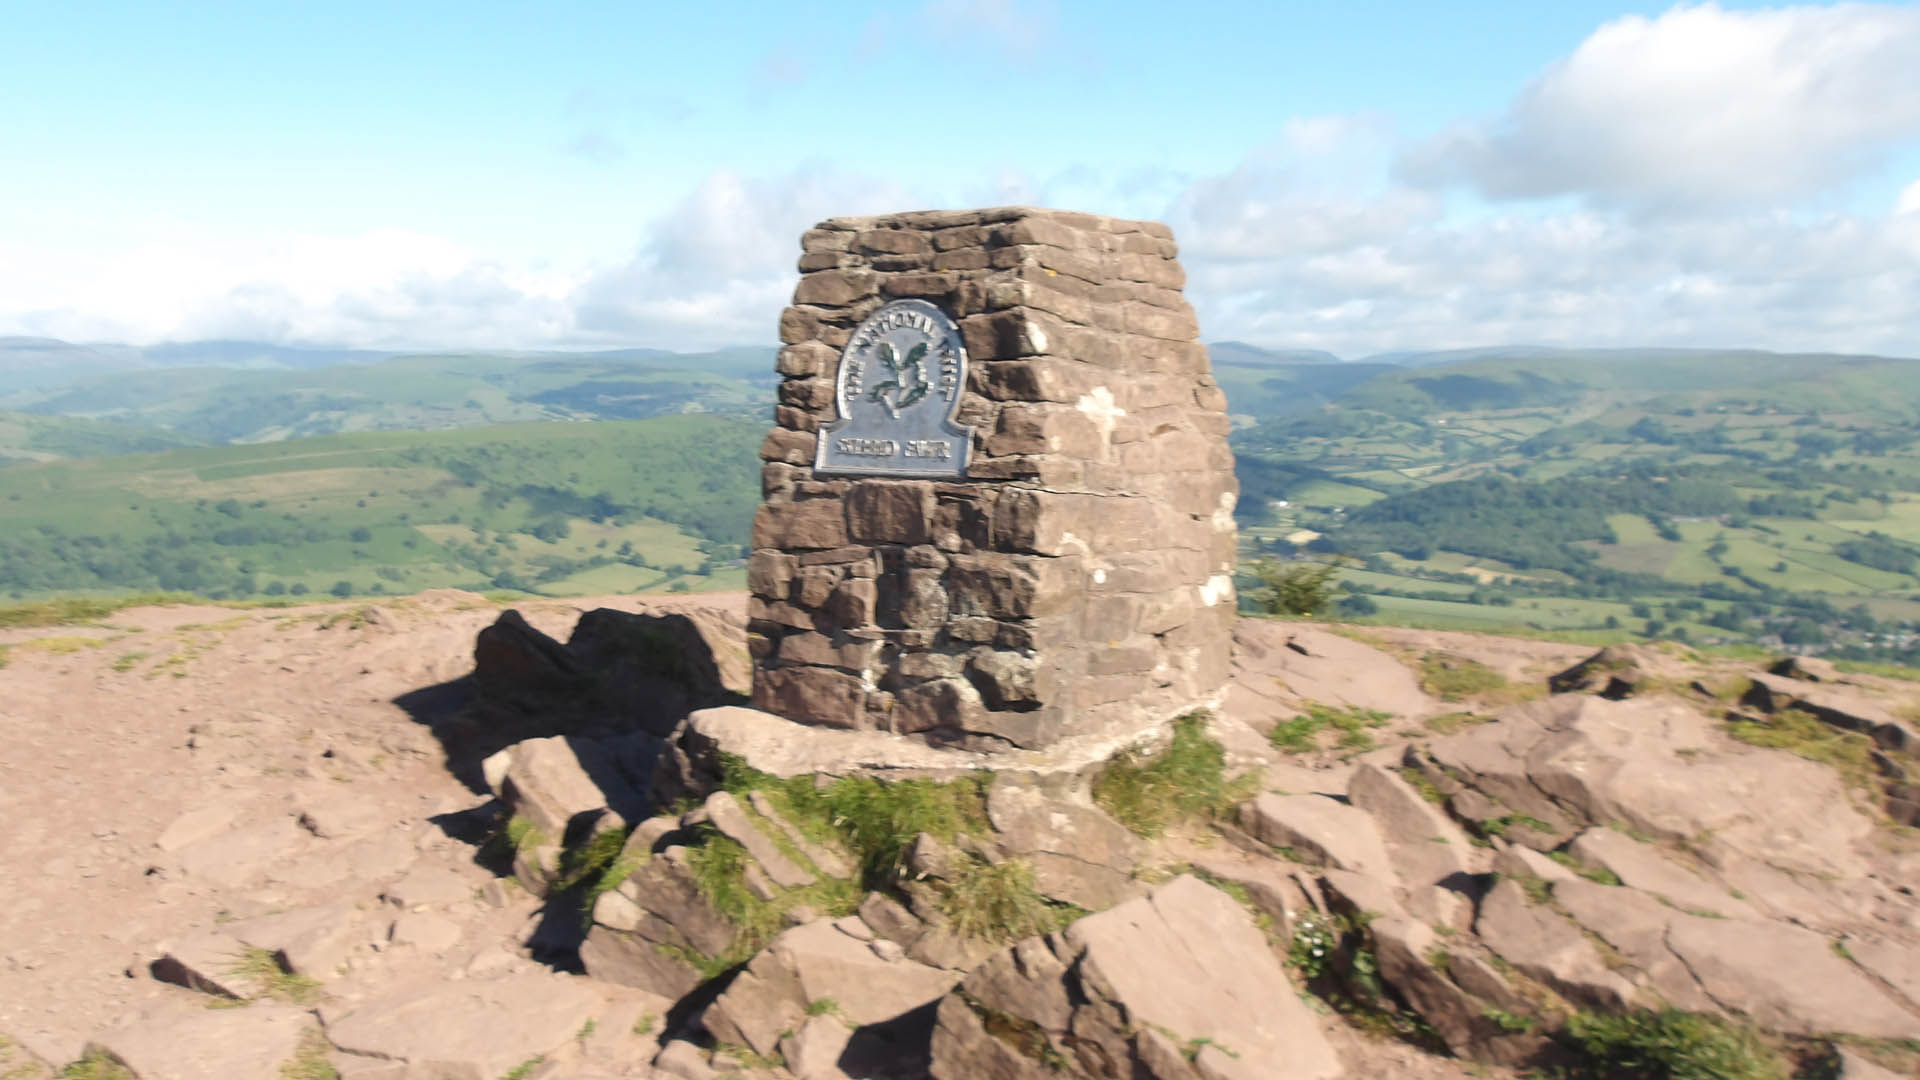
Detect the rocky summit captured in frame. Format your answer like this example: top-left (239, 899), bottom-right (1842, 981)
top-left (1, 591), bottom-right (1917, 1079)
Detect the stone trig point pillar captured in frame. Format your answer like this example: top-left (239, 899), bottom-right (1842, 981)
top-left (748, 207), bottom-right (1237, 753)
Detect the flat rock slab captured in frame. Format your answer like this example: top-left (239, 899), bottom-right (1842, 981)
top-left (1566, 827), bottom-right (1755, 919)
top-left (1475, 879), bottom-right (1634, 1011)
top-left (1065, 875), bottom-right (1342, 1080)
top-left (1664, 917), bottom-right (1920, 1039)
top-left (680, 704), bottom-right (1183, 782)
top-left (931, 875), bottom-right (1342, 1080)
top-left (1550, 878), bottom-right (1717, 1013)
top-left (1229, 620), bottom-right (1434, 722)
top-left (324, 971), bottom-right (608, 1076)
top-left (1347, 763), bottom-right (1472, 895)
top-left (1239, 792), bottom-right (1393, 880)
top-left (223, 901), bottom-right (363, 979)
top-left (704, 918), bottom-right (959, 1057)
top-left (174, 815), bottom-right (304, 888)
top-left (487, 734), bottom-right (656, 840)
top-left (1428, 694), bottom-right (1875, 879)
top-left (89, 1004), bottom-right (311, 1080)
top-left (382, 865), bottom-right (475, 909)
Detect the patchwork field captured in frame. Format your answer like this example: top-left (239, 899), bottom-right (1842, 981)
top-left (0, 417), bottom-right (762, 602)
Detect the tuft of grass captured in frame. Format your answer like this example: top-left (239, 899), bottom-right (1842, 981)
top-left (715, 1044), bottom-right (784, 1071)
top-left (17, 635), bottom-right (106, 655)
top-left (1398, 767), bottom-right (1448, 806)
top-left (1423, 711), bottom-right (1486, 735)
top-left (0, 593), bottom-right (196, 629)
top-left (632, 1013), bottom-right (657, 1036)
top-left (230, 947), bottom-right (323, 1005)
top-left (502, 815), bottom-right (550, 854)
top-left (684, 830), bottom-right (861, 978)
top-left (1267, 701), bottom-right (1393, 754)
top-left (499, 1057), bottom-right (543, 1080)
top-left (1418, 653), bottom-right (1511, 702)
top-left (1479, 813), bottom-right (1552, 839)
top-left (278, 1028), bottom-right (338, 1080)
top-left (806, 998), bottom-right (842, 1018)
top-left (939, 858), bottom-right (1082, 943)
top-left (557, 826), bottom-right (630, 892)
top-left (719, 756), bottom-right (989, 888)
top-left (1725, 709), bottom-right (1879, 797)
top-left (1094, 712), bottom-right (1257, 838)
top-left (1563, 1009), bottom-right (1788, 1080)
top-left (1546, 851), bottom-right (1622, 886)
top-left (109, 651), bottom-right (149, 673)
top-left (1482, 1007), bottom-right (1535, 1034)
top-left (1832, 659), bottom-right (1920, 683)
top-left (57, 1050), bottom-right (135, 1080)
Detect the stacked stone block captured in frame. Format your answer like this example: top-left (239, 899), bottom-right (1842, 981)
top-left (750, 207), bottom-right (1238, 751)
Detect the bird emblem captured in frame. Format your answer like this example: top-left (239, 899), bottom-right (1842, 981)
top-left (867, 340), bottom-right (931, 418)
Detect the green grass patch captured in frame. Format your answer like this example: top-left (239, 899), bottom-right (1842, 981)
top-left (1833, 659), bottom-right (1920, 683)
top-left (1546, 851), bottom-right (1623, 886)
top-left (1422, 711), bottom-right (1486, 735)
top-left (1417, 652), bottom-right (1510, 702)
top-left (718, 758), bottom-right (990, 888)
top-left (109, 650), bottom-right (149, 673)
top-left (1563, 1008), bottom-right (1789, 1080)
top-left (502, 815), bottom-right (550, 853)
top-left (716, 1044), bottom-right (785, 1071)
top-left (685, 830), bottom-right (862, 977)
top-left (1267, 701), bottom-right (1394, 754)
top-left (16, 634), bottom-right (106, 655)
top-left (499, 1057), bottom-right (543, 1080)
top-left (57, 1050), bottom-right (135, 1080)
top-left (939, 858), bottom-right (1084, 942)
top-left (230, 946), bottom-right (323, 1005)
top-left (0, 593), bottom-right (197, 628)
top-left (1725, 709), bottom-right (1880, 796)
top-left (1397, 767), bottom-right (1448, 806)
top-left (1093, 712), bottom-right (1257, 838)
top-left (278, 1028), bottom-right (338, 1080)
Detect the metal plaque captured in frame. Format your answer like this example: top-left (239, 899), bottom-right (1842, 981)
top-left (814, 298), bottom-right (972, 478)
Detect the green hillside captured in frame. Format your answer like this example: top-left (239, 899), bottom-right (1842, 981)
top-left (1232, 347), bottom-right (1920, 660)
top-left (0, 416), bottom-right (761, 601)
top-left (0, 410), bottom-right (207, 464)
top-left (0, 348), bottom-right (775, 447)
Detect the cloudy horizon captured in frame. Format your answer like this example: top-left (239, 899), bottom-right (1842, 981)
top-left (3, 1), bottom-right (1917, 360)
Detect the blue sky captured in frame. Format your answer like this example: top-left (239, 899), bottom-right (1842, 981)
top-left (2, 0), bottom-right (1917, 358)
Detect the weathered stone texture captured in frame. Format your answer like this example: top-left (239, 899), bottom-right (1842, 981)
top-left (752, 207), bottom-right (1237, 750)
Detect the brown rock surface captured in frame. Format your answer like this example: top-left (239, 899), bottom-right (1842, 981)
top-left (88, 1005), bottom-right (313, 1080)
top-left (931, 874), bottom-right (1343, 1080)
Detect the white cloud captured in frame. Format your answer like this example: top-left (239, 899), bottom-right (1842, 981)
top-left (5, 140), bottom-right (1918, 363)
top-left (0, 169), bottom-right (925, 352)
top-left (1898, 178), bottom-right (1920, 216)
top-left (1175, 187), bottom-right (1920, 357)
top-left (571, 168), bottom-right (919, 347)
top-left (1398, 2), bottom-right (1920, 208)
top-left (917, 0), bottom-right (1060, 60)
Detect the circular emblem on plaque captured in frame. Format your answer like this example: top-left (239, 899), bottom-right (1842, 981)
top-left (815, 299), bottom-right (972, 478)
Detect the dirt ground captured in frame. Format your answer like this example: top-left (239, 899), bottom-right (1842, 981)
top-left (0, 590), bottom-right (740, 1067)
